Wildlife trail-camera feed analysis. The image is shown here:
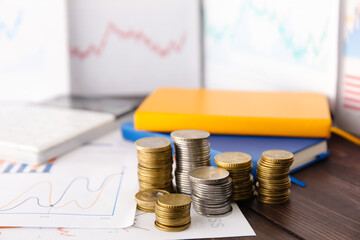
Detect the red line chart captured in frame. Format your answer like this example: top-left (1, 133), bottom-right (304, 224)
top-left (70, 22), bottom-right (187, 59)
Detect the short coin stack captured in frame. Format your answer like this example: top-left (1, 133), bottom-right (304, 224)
top-left (256, 150), bottom-right (294, 204)
top-left (135, 137), bottom-right (173, 192)
top-left (189, 166), bottom-right (232, 216)
top-left (214, 152), bottom-right (255, 201)
top-left (135, 189), bottom-right (170, 212)
top-left (171, 130), bottom-right (211, 195)
top-left (155, 193), bottom-right (192, 232)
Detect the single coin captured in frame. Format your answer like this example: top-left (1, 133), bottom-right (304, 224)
top-left (214, 152), bottom-right (252, 168)
top-left (157, 193), bottom-right (192, 209)
top-left (137, 204), bottom-right (155, 213)
top-left (135, 189), bottom-right (170, 207)
top-left (189, 166), bottom-right (229, 184)
top-left (135, 137), bottom-right (171, 152)
top-left (261, 150), bottom-right (294, 162)
top-left (171, 130), bottom-right (210, 141)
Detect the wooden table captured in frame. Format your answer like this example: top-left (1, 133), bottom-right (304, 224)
top-left (218, 134), bottom-right (360, 240)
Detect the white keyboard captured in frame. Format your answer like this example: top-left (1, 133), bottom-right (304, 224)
top-left (0, 105), bottom-right (116, 164)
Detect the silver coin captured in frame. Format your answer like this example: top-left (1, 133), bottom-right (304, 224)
top-left (171, 130), bottom-right (210, 141)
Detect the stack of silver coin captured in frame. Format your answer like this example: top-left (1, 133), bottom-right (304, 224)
top-left (189, 166), bottom-right (233, 216)
top-left (171, 130), bottom-right (211, 195)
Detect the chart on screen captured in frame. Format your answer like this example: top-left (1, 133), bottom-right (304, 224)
top-left (69, 0), bottom-right (201, 96)
top-left (0, 131), bottom-right (138, 228)
top-left (0, 0), bottom-right (69, 102)
top-left (335, 0), bottom-right (360, 137)
top-left (204, 0), bottom-right (340, 109)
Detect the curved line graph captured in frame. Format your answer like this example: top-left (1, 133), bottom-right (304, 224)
top-left (70, 22), bottom-right (187, 59)
top-left (205, 0), bottom-right (329, 60)
top-left (0, 172), bottom-right (123, 215)
top-left (0, 11), bottom-right (22, 39)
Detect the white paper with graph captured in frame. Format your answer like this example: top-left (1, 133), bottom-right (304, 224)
top-left (204, 0), bottom-right (340, 109)
top-left (0, 0), bottom-right (69, 102)
top-left (335, 0), bottom-right (360, 137)
top-left (69, 0), bottom-right (201, 96)
top-left (0, 131), bottom-right (138, 228)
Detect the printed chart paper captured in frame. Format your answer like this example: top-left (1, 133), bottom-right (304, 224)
top-left (69, 0), bottom-right (201, 96)
top-left (204, 0), bottom-right (339, 109)
top-left (0, 131), bottom-right (138, 228)
top-left (0, 0), bottom-right (69, 102)
top-left (0, 203), bottom-right (256, 239)
top-left (335, 0), bottom-right (360, 137)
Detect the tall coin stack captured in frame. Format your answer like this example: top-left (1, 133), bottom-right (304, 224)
top-left (171, 130), bottom-right (211, 195)
top-left (214, 152), bottom-right (255, 201)
top-left (135, 137), bottom-right (173, 193)
top-left (155, 193), bottom-right (192, 232)
top-left (256, 150), bottom-right (294, 204)
top-left (189, 166), bottom-right (233, 216)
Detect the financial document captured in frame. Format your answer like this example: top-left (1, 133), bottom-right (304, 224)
top-left (0, 131), bottom-right (138, 228)
top-left (0, 203), bottom-right (255, 239)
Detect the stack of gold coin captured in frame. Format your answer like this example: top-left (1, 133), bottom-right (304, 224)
top-left (135, 189), bottom-right (170, 212)
top-left (135, 137), bottom-right (173, 192)
top-left (256, 150), bottom-right (294, 204)
top-left (155, 193), bottom-right (192, 232)
top-left (214, 152), bottom-right (255, 201)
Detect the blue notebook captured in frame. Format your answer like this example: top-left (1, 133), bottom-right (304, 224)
top-left (121, 122), bottom-right (328, 186)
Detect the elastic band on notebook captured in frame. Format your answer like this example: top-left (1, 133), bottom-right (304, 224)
top-left (331, 127), bottom-right (360, 146)
top-left (289, 176), bottom-right (306, 187)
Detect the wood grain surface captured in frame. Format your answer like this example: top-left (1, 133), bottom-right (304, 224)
top-left (215, 134), bottom-right (360, 240)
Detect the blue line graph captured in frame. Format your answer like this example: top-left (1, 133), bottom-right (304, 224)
top-left (0, 168), bottom-right (125, 216)
top-left (205, 0), bottom-right (330, 65)
top-left (0, 11), bottom-right (22, 39)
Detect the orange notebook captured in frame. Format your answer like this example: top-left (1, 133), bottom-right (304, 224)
top-left (134, 88), bottom-right (331, 138)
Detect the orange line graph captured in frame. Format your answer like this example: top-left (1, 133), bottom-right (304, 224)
top-left (51, 175), bottom-right (116, 210)
top-left (0, 174), bottom-right (119, 211)
top-left (70, 22), bottom-right (186, 59)
top-left (0, 180), bottom-right (52, 210)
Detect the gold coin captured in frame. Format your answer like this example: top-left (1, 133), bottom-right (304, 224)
top-left (261, 150), bottom-right (294, 163)
top-left (135, 137), bottom-right (171, 152)
top-left (156, 215), bottom-right (191, 226)
top-left (135, 189), bottom-right (170, 207)
top-left (214, 152), bottom-right (252, 168)
top-left (257, 196), bottom-right (289, 204)
top-left (155, 209), bottom-right (190, 218)
top-left (157, 194), bottom-right (192, 210)
top-left (137, 151), bottom-right (172, 160)
top-left (139, 185), bottom-right (174, 193)
top-left (155, 204), bottom-right (191, 214)
top-left (154, 221), bottom-right (191, 232)
top-left (137, 204), bottom-right (155, 213)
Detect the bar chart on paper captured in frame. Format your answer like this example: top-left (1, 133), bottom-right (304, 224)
top-left (0, 131), bottom-right (138, 228)
top-left (335, 0), bottom-right (360, 137)
top-left (0, 0), bottom-right (69, 102)
top-left (204, 0), bottom-right (339, 108)
top-left (69, 0), bottom-right (201, 96)
top-left (0, 159), bottom-right (55, 174)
